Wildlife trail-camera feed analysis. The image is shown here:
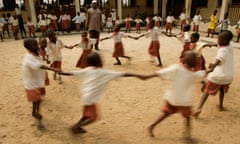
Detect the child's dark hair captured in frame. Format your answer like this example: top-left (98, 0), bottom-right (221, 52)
top-left (183, 51), bottom-right (197, 68)
top-left (218, 30), bottom-right (233, 46)
top-left (114, 24), bottom-right (121, 32)
top-left (81, 31), bottom-right (88, 36)
top-left (149, 20), bottom-right (155, 29)
top-left (190, 32), bottom-right (200, 43)
top-left (183, 24), bottom-right (191, 32)
top-left (24, 38), bottom-right (39, 56)
top-left (87, 52), bottom-right (103, 67)
top-left (47, 29), bottom-right (55, 38)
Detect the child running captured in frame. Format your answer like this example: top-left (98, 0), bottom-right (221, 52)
top-left (46, 29), bottom-right (72, 84)
top-left (69, 31), bottom-right (93, 68)
top-left (194, 30), bottom-right (234, 117)
top-left (137, 20), bottom-right (163, 67)
top-left (22, 38), bottom-right (59, 129)
top-left (59, 52), bottom-right (142, 134)
top-left (142, 51), bottom-right (206, 141)
top-left (100, 25), bottom-right (136, 65)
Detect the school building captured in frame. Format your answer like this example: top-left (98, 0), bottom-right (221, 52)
top-left (0, 0), bottom-right (239, 25)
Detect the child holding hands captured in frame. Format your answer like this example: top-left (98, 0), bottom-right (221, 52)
top-left (194, 30), bottom-right (234, 116)
top-left (142, 51), bottom-right (206, 140)
top-left (22, 38), bottom-right (60, 129)
top-left (59, 52), bottom-right (143, 134)
top-left (100, 25), bottom-right (137, 65)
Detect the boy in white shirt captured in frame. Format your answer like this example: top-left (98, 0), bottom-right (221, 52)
top-left (192, 10), bottom-right (202, 32)
top-left (194, 30), bottom-right (234, 116)
top-left (142, 51), bottom-right (206, 141)
top-left (22, 38), bottom-right (59, 129)
top-left (59, 52), bottom-right (142, 134)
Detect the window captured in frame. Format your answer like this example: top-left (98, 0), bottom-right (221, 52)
top-left (232, 0), bottom-right (240, 5)
top-left (195, 0), bottom-right (207, 7)
top-left (122, 0), bottom-right (135, 7)
top-left (146, 0), bottom-right (153, 7)
top-left (0, 0), bottom-right (25, 11)
top-left (43, 0), bottom-right (56, 4)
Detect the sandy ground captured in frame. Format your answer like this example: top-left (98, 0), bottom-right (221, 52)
top-left (0, 28), bottom-right (240, 144)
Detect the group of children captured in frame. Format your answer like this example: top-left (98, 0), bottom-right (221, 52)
top-left (22, 17), bottom-right (234, 141)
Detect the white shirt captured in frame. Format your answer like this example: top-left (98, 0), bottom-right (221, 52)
top-left (153, 16), bottom-right (162, 22)
top-left (71, 67), bottom-right (126, 105)
top-left (46, 40), bottom-right (64, 62)
top-left (156, 64), bottom-right (205, 106)
top-left (72, 15), bottom-right (82, 24)
top-left (166, 16), bottom-right (175, 23)
top-left (184, 32), bottom-right (190, 42)
top-left (193, 14), bottom-right (202, 25)
top-left (108, 32), bottom-right (128, 43)
top-left (179, 12), bottom-right (187, 20)
top-left (144, 26), bottom-right (160, 41)
top-left (135, 18), bottom-right (143, 24)
top-left (207, 45), bottom-right (233, 84)
top-left (22, 53), bottom-right (45, 89)
top-left (76, 40), bottom-right (94, 50)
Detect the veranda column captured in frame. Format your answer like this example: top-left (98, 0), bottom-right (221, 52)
top-left (162, 0), bottom-right (168, 18)
top-left (117, 0), bottom-right (122, 20)
top-left (154, 0), bottom-right (159, 14)
top-left (75, 0), bottom-right (80, 13)
top-left (219, 0), bottom-right (230, 21)
top-left (29, 0), bottom-right (37, 25)
top-left (185, 0), bottom-right (192, 19)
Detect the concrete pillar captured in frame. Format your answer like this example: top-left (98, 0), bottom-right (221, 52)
top-left (154, 0), bottom-right (159, 14)
top-left (219, 0), bottom-right (229, 21)
top-left (117, 0), bottom-right (122, 20)
top-left (162, 0), bottom-right (168, 18)
top-left (29, 0), bottom-right (37, 25)
top-left (185, 0), bottom-right (192, 18)
top-left (75, 0), bottom-right (80, 13)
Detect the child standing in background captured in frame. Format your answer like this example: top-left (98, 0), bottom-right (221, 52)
top-left (137, 20), bottom-right (163, 67)
top-left (38, 15), bottom-right (48, 37)
top-left (124, 14), bottom-right (132, 33)
top-left (134, 15), bottom-right (143, 33)
top-left (143, 51), bottom-right (206, 141)
top-left (218, 12), bottom-right (230, 32)
top-left (194, 30), bottom-right (234, 117)
top-left (179, 24), bottom-right (191, 63)
top-left (100, 25), bottom-right (136, 65)
top-left (165, 12), bottom-right (175, 35)
top-left (106, 14), bottom-right (113, 33)
top-left (59, 52), bottom-right (143, 134)
top-left (207, 10), bottom-right (218, 38)
top-left (145, 15), bottom-right (151, 31)
top-left (72, 12), bottom-right (82, 32)
top-left (22, 38), bottom-right (59, 129)
top-left (153, 13), bottom-right (162, 28)
top-left (27, 17), bottom-right (36, 38)
top-left (192, 10), bottom-right (202, 32)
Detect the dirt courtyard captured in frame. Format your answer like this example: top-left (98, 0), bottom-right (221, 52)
top-left (0, 30), bottom-right (240, 144)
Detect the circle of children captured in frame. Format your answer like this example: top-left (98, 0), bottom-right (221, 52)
top-left (22, 9), bottom-right (234, 142)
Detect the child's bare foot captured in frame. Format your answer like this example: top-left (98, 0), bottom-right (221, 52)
top-left (183, 136), bottom-right (196, 143)
top-left (216, 105), bottom-right (226, 111)
top-left (71, 126), bottom-right (87, 134)
top-left (37, 120), bottom-right (45, 130)
top-left (113, 62), bottom-right (121, 65)
top-left (148, 126), bottom-right (155, 137)
top-left (157, 64), bottom-right (163, 67)
top-left (193, 109), bottom-right (201, 118)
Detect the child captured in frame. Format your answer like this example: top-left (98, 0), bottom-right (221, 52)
top-left (153, 13), bottom-right (162, 28)
top-left (38, 15), bottom-right (48, 37)
top-left (145, 15), bottom-right (151, 31)
top-left (27, 17), bottom-right (36, 38)
top-left (2, 14), bottom-right (10, 38)
top-left (39, 37), bottom-right (48, 62)
top-left (22, 38), bottom-right (59, 129)
top-left (194, 30), bottom-right (234, 117)
top-left (100, 25), bottom-right (136, 65)
top-left (115, 16), bottom-right (122, 26)
top-left (69, 32), bottom-right (93, 68)
top-left (0, 22), bottom-right (3, 41)
top-left (178, 24), bottom-right (191, 63)
top-left (235, 19), bottom-right (240, 42)
top-left (192, 10), bottom-right (202, 32)
top-left (179, 8), bottom-right (188, 32)
top-left (207, 10), bottom-right (218, 38)
top-left (106, 13), bottom-right (113, 33)
top-left (59, 52), bottom-right (142, 134)
top-left (72, 12), bottom-right (82, 32)
top-left (10, 15), bottom-right (19, 40)
top-left (124, 14), bottom-right (132, 33)
top-left (46, 29), bottom-right (72, 84)
top-left (134, 15), bottom-right (143, 33)
top-left (143, 51), bottom-right (206, 140)
top-left (165, 12), bottom-right (175, 35)
top-left (137, 20), bottom-right (163, 67)
top-left (218, 12), bottom-right (230, 32)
